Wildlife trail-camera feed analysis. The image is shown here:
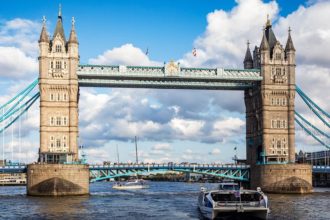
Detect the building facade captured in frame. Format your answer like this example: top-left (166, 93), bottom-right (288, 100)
top-left (244, 18), bottom-right (296, 165)
top-left (38, 9), bottom-right (79, 163)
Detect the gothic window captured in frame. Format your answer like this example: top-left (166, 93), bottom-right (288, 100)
top-left (63, 117), bottom-right (67, 126)
top-left (277, 120), bottom-right (281, 128)
top-left (63, 136), bottom-right (67, 148)
top-left (276, 68), bottom-right (281, 76)
top-left (55, 45), bottom-right (62, 53)
top-left (57, 93), bottom-right (61, 101)
top-left (277, 140), bottom-right (281, 149)
top-left (56, 117), bottom-right (61, 126)
top-left (283, 98), bottom-right (287, 105)
top-left (50, 117), bottom-right (54, 125)
top-left (276, 98), bottom-right (280, 105)
top-left (63, 93), bottom-right (67, 101)
top-left (64, 62), bottom-right (67, 69)
top-left (55, 61), bottom-right (61, 70)
top-left (275, 53), bottom-right (281, 60)
top-left (50, 61), bottom-right (53, 69)
top-left (56, 139), bottom-right (61, 147)
top-left (50, 93), bottom-right (54, 101)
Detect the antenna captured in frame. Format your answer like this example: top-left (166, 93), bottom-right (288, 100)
top-left (116, 144), bottom-right (119, 164)
top-left (135, 136), bottom-right (138, 164)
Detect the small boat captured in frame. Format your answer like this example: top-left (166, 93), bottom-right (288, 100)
top-left (198, 183), bottom-right (269, 219)
top-left (112, 179), bottom-right (149, 190)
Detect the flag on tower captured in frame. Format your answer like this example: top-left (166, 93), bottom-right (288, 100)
top-left (192, 48), bottom-right (197, 57)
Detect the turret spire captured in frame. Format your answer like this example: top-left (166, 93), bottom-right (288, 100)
top-left (58, 4), bottom-right (62, 18)
top-left (244, 40), bottom-right (253, 69)
top-left (39, 16), bottom-right (49, 43)
top-left (260, 28), bottom-right (269, 51)
top-left (68, 17), bottom-right (78, 44)
top-left (53, 4), bottom-right (65, 40)
top-left (285, 27), bottom-right (295, 52)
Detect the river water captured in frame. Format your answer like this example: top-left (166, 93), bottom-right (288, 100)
top-left (0, 182), bottom-right (329, 219)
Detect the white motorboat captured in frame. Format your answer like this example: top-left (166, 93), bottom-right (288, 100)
top-left (198, 183), bottom-right (269, 219)
top-left (112, 179), bottom-right (149, 190)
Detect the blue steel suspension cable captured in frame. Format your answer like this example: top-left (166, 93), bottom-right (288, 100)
top-left (296, 88), bottom-right (330, 128)
top-left (0, 79), bottom-right (38, 111)
top-left (295, 117), bottom-right (330, 149)
top-left (296, 86), bottom-right (330, 119)
top-left (0, 93), bottom-right (40, 123)
top-left (295, 111), bottom-right (330, 139)
top-left (0, 92), bottom-right (40, 134)
top-left (2, 80), bottom-right (39, 119)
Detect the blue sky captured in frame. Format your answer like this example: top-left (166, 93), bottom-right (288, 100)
top-left (1, 0), bottom-right (330, 164)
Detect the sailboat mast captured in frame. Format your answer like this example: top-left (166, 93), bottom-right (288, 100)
top-left (135, 136), bottom-right (138, 164)
top-left (116, 144), bottom-right (119, 164)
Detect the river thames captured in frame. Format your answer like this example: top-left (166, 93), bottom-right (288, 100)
top-left (0, 182), bottom-right (329, 219)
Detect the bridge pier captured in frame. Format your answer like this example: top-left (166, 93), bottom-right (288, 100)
top-left (27, 164), bottom-right (89, 196)
top-left (250, 164), bottom-right (312, 194)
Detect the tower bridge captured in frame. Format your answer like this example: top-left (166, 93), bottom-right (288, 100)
top-left (5, 7), bottom-right (330, 195)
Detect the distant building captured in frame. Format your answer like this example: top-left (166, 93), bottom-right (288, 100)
top-left (296, 150), bottom-right (330, 166)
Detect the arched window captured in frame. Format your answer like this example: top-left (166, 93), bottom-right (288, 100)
top-left (63, 117), bottom-right (67, 125)
top-left (57, 93), bottom-right (61, 101)
top-left (56, 139), bottom-right (61, 147)
top-left (63, 93), bottom-right (67, 101)
top-left (55, 61), bottom-right (61, 69)
top-left (50, 93), bottom-right (54, 101)
top-left (50, 117), bottom-right (54, 125)
top-left (56, 117), bottom-right (61, 126)
top-left (55, 45), bottom-right (62, 53)
top-left (277, 140), bottom-right (281, 149)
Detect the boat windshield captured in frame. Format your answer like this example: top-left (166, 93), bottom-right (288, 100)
top-left (219, 184), bottom-right (240, 191)
top-left (211, 192), bottom-right (261, 202)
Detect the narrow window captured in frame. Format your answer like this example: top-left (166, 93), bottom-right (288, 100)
top-left (56, 139), bottom-right (61, 147)
top-left (50, 117), bottom-right (54, 125)
top-left (63, 93), bottom-right (67, 101)
top-left (63, 117), bottom-right (67, 126)
top-left (50, 93), bottom-right (54, 101)
top-left (56, 117), bottom-right (61, 126)
top-left (57, 93), bottom-right (61, 101)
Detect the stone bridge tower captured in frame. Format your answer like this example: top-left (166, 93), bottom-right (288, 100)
top-left (244, 18), bottom-right (312, 193)
top-left (38, 8), bottom-right (79, 163)
top-left (27, 8), bottom-right (89, 196)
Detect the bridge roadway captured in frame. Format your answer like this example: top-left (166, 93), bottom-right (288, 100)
top-left (77, 64), bottom-right (262, 90)
top-left (0, 164), bottom-right (328, 182)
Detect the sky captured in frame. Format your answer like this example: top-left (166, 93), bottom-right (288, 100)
top-left (0, 0), bottom-right (330, 164)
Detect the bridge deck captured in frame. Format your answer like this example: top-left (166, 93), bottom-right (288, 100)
top-left (77, 64), bottom-right (262, 90)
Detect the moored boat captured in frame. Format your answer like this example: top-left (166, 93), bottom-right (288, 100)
top-left (198, 183), bottom-right (269, 219)
top-left (112, 179), bottom-right (149, 190)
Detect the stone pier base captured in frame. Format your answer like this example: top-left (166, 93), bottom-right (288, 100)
top-left (27, 164), bottom-right (89, 196)
top-left (250, 164), bottom-right (313, 194)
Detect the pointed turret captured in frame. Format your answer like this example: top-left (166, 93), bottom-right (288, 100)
top-left (264, 15), bottom-right (277, 54)
top-left (260, 30), bottom-right (269, 51)
top-left (39, 16), bottom-right (49, 43)
top-left (53, 4), bottom-right (66, 40)
top-left (68, 17), bottom-right (78, 44)
top-left (285, 27), bottom-right (295, 52)
top-left (244, 41), bottom-right (253, 69)
top-left (285, 27), bottom-right (296, 64)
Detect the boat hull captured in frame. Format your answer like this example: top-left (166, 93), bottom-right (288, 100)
top-left (198, 205), bottom-right (268, 220)
top-left (112, 185), bottom-right (149, 190)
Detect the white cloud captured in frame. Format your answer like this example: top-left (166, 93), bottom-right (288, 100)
top-left (152, 143), bottom-right (171, 151)
top-left (0, 46), bottom-right (38, 79)
top-left (0, 18), bottom-right (40, 80)
top-left (209, 148), bottom-right (221, 156)
top-left (169, 118), bottom-right (205, 138)
top-left (88, 43), bottom-right (161, 66)
top-left (179, 0), bottom-right (279, 68)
